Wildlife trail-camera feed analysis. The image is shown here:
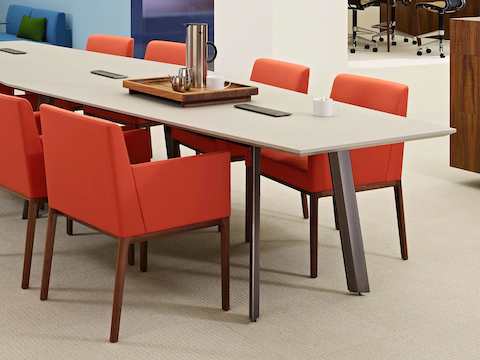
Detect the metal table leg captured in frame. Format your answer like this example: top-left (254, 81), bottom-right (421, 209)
top-left (328, 151), bottom-right (370, 294)
top-left (248, 146), bottom-right (261, 321)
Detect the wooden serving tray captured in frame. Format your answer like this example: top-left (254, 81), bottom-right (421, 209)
top-left (123, 77), bottom-right (259, 107)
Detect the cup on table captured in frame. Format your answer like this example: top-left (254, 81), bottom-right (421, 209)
top-left (207, 74), bottom-right (231, 90)
top-left (313, 97), bottom-right (335, 117)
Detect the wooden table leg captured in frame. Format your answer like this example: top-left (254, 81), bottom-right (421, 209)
top-left (328, 151), bottom-right (370, 294)
top-left (248, 146), bottom-right (261, 321)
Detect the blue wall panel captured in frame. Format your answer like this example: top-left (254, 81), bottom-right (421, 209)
top-left (0, 0), bottom-right (131, 49)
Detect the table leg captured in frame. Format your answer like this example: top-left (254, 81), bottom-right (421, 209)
top-left (248, 146), bottom-right (261, 321)
top-left (328, 151), bottom-right (370, 294)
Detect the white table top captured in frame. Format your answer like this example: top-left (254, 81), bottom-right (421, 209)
top-left (0, 41), bottom-right (454, 155)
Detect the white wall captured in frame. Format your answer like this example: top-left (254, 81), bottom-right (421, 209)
top-left (215, 0), bottom-right (348, 95)
top-left (214, 0), bottom-right (273, 81)
top-left (272, 1), bottom-right (347, 95)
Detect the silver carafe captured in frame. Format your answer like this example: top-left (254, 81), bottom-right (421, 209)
top-left (186, 23), bottom-right (217, 88)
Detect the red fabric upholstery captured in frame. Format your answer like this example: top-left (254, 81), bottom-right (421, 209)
top-left (261, 74), bottom-right (409, 193)
top-left (145, 40), bottom-right (186, 65)
top-left (132, 153), bottom-right (230, 232)
top-left (250, 58), bottom-right (310, 94)
top-left (123, 128), bottom-right (152, 164)
top-left (40, 105), bottom-right (230, 238)
top-left (0, 94), bottom-right (46, 199)
top-left (172, 58), bottom-right (311, 162)
top-left (86, 34), bottom-right (134, 57)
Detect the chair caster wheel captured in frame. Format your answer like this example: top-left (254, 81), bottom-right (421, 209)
top-left (426, 48), bottom-right (432, 54)
top-left (364, 44), bottom-right (370, 50)
top-left (392, 41), bottom-right (397, 46)
top-left (350, 48), bottom-right (356, 54)
top-left (440, 53), bottom-right (446, 59)
top-left (379, 37), bottom-right (384, 42)
top-left (417, 51), bottom-right (423, 56)
top-left (372, 47), bottom-right (378, 52)
top-left (412, 40), bottom-right (417, 45)
top-left (404, 38), bottom-right (409, 43)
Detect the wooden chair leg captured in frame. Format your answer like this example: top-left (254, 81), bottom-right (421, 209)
top-left (110, 240), bottom-right (130, 343)
top-left (66, 217), bottom-right (73, 236)
top-left (394, 182), bottom-right (408, 260)
top-left (40, 209), bottom-right (58, 300)
top-left (220, 218), bottom-right (230, 311)
top-left (245, 165), bottom-right (253, 243)
top-left (22, 199), bottom-right (40, 289)
top-left (22, 200), bottom-right (29, 220)
top-left (310, 195), bottom-right (319, 278)
top-left (172, 140), bottom-right (181, 158)
top-left (139, 242), bottom-right (148, 272)
top-left (128, 244), bottom-right (135, 266)
top-left (301, 192), bottom-right (309, 219)
top-left (332, 195), bottom-right (340, 230)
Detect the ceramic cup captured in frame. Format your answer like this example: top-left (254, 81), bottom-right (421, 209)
top-left (313, 97), bottom-right (335, 117)
top-left (207, 74), bottom-right (231, 90)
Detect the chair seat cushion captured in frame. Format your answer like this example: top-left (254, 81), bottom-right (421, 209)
top-left (416, 1), bottom-right (446, 11)
top-left (0, 33), bottom-right (20, 41)
top-left (261, 148), bottom-right (309, 172)
top-left (171, 128), bottom-right (218, 153)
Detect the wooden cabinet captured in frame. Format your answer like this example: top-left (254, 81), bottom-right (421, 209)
top-left (381, 1), bottom-right (480, 39)
top-left (450, 17), bottom-right (480, 172)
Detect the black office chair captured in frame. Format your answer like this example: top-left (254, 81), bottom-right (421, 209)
top-left (372, 0), bottom-right (414, 47)
top-left (415, 0), bottom-right (466, 58)
top-left (348, 0), bottom-right (381, 53)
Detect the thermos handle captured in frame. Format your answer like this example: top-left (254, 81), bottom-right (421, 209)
top-left (207, 41), bottom-right (218, 63)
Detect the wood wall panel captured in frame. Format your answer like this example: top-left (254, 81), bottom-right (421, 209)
top-left (450, 18), bottom-right (480, 172)
top-left (380, 1), bottom-right (480, 39)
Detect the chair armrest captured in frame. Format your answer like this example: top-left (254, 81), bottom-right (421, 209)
top-left (132, 152), bottom-right (231, 232)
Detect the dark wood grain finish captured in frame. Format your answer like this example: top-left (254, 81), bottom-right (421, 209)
top-left (450, 18), bottom-right (480, 172)
top-left (381, 1), bottom-right (480, 39)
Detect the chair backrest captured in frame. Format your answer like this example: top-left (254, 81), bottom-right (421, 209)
top-left (330, 74), bottom-right (409, 185)
top-left (40, 105), bottom-right (145, 238)
top-left (250, 58), bottom-right (310, 94)
top-left (0, 94), bottom-right (46, 199)
top-left (445, 0), bottom-right (466, 11)
top-left (331, 74), bottom-right (408, 116)
top-left (144, 40), bottom-right (186, 65)
top-left (6, 5), bottom-right (32, 35)
top-left (86, 34), bottom-right (134, 57)
top-left (30, 8), bottom-right (67, 46)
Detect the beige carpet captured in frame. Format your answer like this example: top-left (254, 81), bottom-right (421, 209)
top-left (1, 62), bottom-right (480, 360)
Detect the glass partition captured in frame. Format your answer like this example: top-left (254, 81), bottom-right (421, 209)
top-left (131, 0), bottom-right (214, 58)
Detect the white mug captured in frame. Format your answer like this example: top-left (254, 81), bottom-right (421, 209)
top-left (313, 97), bottom-right (335, 117)
top-left (207, 74), bottom-right (231, 90)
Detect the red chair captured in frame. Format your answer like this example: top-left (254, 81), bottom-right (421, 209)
top-left (260, 73), bottom-right (409, 278)
top-left (39, 105), bottom-right (231, 343)
top-left (144, 40), bottom-right (186, 65)
top-left (0, 94), bottom-right (47, 290)
top-left (169, 58), bottom-right (310, 241)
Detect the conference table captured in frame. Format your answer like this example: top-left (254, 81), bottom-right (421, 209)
top-left (0, 41), bottom-right (454, 322)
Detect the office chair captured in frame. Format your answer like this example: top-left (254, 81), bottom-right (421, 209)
top-left (348, 0), bottom-right (380, 53)
top-left (415, 0), bottom-right (466, 58)
top-left (372, 0), bottom-right (414, 47)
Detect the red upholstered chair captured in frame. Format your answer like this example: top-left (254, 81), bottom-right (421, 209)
top-left (144, 40), bottom-right (186, 65)
top-left (0, 94), bottom-right (46, 290)
top-left (39, 105), bottom-right (231, 343)
top-left (260, 73), bottom-right (409, 278)
top-left (169, 58), bottom-right (311, 242)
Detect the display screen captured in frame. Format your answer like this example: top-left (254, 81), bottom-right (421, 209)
top-left (131, 0), bottom-right (214, 58)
